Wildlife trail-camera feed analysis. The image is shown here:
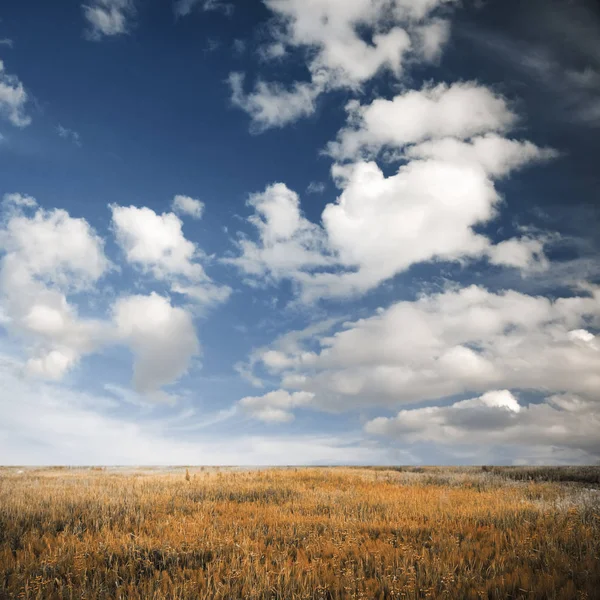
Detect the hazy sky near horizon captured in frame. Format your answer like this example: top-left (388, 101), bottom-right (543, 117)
top-left (0, 0), bottom-right (599, 465)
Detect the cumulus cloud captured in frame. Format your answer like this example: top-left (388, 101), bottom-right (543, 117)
top-left (0, 200), bottom-right (110, 379)
top-left (402, 134), bottom-right (558, 178)
top-left (232, 129), bottom-right (555, 301)
top-left (113, 293), bottom-right (200, 401)
top-left (238, 389), bottom-right (315, 423)
top-left (1, 203), bottom-right (109, 293)
top-left (231, 0), bottom-right (457, 130)
top-left (263, 0), bottom-right (414, 86)
top-left (367, 390), bottom-right (522, 441)
top-left (327, 82), bottom-right (517, 161)
top-left (0, 200), bottom-right (212, 399)
top-left (228, 81), bottom-right (559, 301)
top-left (229, 73), bottom-right (322, 132)
top-left (312, 157), bottom-right (543, 298)
top-left (487, 236), bottom-right (549, 272)
top-left (0, 60), bottom-right (31, 127)
top-left (111, 204), bottom-right (231, 309)
top-left (111, 204), bottom-right (206, 280)
top-left (2, 193), bottom-right (37, 209)
top-left (365, 390), bottom-right (600, 459)
top-left (227, 183), bottom-right (332, 279)
top-left (172, 194), bottom-right (205, 219)
top-left (82, 0), bottom-right (135, 40)
top-left (244, 284), bottom-right (600, 415)
top-left (228, 22), bottom-right (560, 306)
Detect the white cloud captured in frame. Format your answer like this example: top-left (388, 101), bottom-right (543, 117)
top-left (229, 73), bottom-right (322, 132)
top-left (172, 194), bottom-right (205, 219)
top-left (569, 328), bottom-right (598, 347)
top-left (171, 282), bottom-right (232, 311)
top-left (238, 389), bottom-right (315, 422)
top-left (174, 0), bottom-right (233, 17)
top-left (258, 41), bottom-right (287, 62)
top-left (414, 18), bottom-right (451, 62)
top-left (0, 202), bottom-right (110, 379)
top-left (246, 285), bottom-right (600, 415)
top-left (366, 390), bottom-right (523, 442)
top-left (403, 134), bottom-right (558, 178)
top-left (57, 124), bottom-right (81, 146)
top-left (83, 0), bottom-right (134, 40)
top-left (111, 204), bottom-right (206, 280)
top-left (487, 236), bottom-right (548, 272)
top-left (306, 181), bottom-right (326, 194)
top-left (0, 59), bottom-right (31, 127)
top-left (233, 152), bottom-right (553, 301)
top-left (231, 82), bottom-right (556, 301)
top-left (27, 348), bottom-right (80, 380)
top-left (231, 0), bottom-right (457, 130)
top-left (365, 390), bottom-right (600, 459)
top-left (392, 0), bottom-right (457, 21)
top-left (111, 204), bottom-right (230, 309)
top-left (113, 292), bottom-right (200, 400)
top-left (0, 201), bottom-right (216, 399)
top-left (227, 183), bottom-right (332, 279)
top-left (327, 82), bottom-right (517, 161)
top-left (263, 0), bottom-right (413, 87)
top-left (314, 158), bottom-right (502, 296)
top-left (249, 183), bottom-right (310, 244)
top-left (1, 204), bottom-right (109, 291)
top-left (2, 193), bottom-right (37, 209)
top-left (238, 317), bottom-right (341, 387)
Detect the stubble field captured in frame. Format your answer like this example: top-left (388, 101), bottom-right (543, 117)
top-left (1, 466), bottom-right (599, 599)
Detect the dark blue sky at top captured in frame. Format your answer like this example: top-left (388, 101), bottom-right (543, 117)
top-left (2, 0), bottom-right (598, 238)
top-left (0, 0), bottom-right (599, 464)
top-left (1, 0), bottom-right (598, 318)
top-left (0, 0), bottom-right (597, 356)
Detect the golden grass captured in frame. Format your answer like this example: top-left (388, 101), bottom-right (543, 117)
top-left (1, 467), bottom-right (599, 599)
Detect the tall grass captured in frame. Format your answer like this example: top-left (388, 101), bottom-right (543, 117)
top-left (1, 467), bottom-right (598, 599)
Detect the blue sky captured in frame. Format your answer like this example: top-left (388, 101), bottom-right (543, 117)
top-left (0, 0), bottom-right (599, 465)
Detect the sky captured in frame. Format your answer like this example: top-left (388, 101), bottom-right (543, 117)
top-left (0, 0), bottom-right (599, 466)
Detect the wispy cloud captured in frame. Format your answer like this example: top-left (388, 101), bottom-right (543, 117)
top-left (57, 124), bottom-right (82, 146)
top-left (174, 0), bottom-right (234, 18)
top-left (459, 0), bottom-right (600, 126)
top-left (306, 181), bottom-right (326, 194)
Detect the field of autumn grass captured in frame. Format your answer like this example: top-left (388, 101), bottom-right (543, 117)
top-left (1, 466), bottom-right (599, 599)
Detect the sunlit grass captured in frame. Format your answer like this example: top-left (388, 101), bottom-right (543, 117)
top-left (1, 466), bottom-right (598, 599)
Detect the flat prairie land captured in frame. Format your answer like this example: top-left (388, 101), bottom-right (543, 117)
top-left (1, 466), bottom-right (599, 600)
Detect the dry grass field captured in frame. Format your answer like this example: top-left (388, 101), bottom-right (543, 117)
top-left (1, 466), bottom-right (599, 600)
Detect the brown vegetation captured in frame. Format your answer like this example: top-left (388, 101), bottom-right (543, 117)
top-left (1, 466), bottom-right (599, 599)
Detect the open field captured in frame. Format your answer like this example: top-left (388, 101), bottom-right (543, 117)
top-left (1, 467), bottom-right (599, 599)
